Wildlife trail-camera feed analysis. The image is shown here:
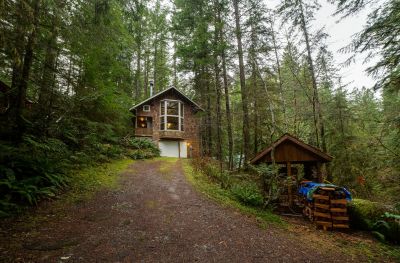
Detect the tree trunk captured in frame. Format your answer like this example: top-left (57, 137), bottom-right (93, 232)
top-left (233, 0), bottom-right (250, 165)
top-left (134, 0), bottom-right (142, 99)
top-left (206, 74), bottom-right (213, 156)
top-left (253, 59), bottom-right (276, 146)
top-left (38, 13), bottom-right (59, 135)
top-left (220, 31), bottom-right (234, 170)
top-left (254, 95), bottom-right (259, 154)
top-left (213, 0), bottom-right (223, 167)
top-left (172, 5), bottom-right (179, 88)
top-left (153, 32), bottom-right (158, 93)
top-left (270, 19), bottom-right (288, 131)
top-left (144, 49), bottom-right (150, 96)
top-left (298, 0), bottom-right (325, 149)
top-left (8, 0), bottom-right (41, 141)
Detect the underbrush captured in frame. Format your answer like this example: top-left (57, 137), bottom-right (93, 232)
top-left (230, 182), bottom-right (264, 207)
top-left (348, 198), bottom-right (400, 244)
top-left (184, 159), bottom-right (282, 225)
top-left (191, 158), bottom-right (233, 189)
top-left (0, 131), bottom-right (159, 217)
top-left (121, 137), bottom-right (160, 159)
top-left (65, 158), bottom-right (133, 204)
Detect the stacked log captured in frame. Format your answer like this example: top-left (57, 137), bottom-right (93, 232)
top-left (308, 187), bottom-right (349, 230)
top-left (313, 188), bottom-right (334, 230)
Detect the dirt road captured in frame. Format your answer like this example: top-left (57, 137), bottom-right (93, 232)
top-left (0, 159), bottom-right (377, 262)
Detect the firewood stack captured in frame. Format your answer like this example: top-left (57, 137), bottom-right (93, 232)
top-left (312, 187), bottom-right (349, 230)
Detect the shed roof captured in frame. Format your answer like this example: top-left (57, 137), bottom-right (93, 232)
top-left (250, 133), bottom-right (333, 164)
top-left (129, 87), bottom-right (204, 112)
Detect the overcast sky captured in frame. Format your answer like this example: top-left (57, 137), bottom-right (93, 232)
top-left (265, 0), bottom-right (378, 92)
top-left (269, 0), bottom-right (377, 92)
top-left (315, 1), bottom-right (376, 90)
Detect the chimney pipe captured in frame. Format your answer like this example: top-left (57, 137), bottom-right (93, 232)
top-left (149, 80), bottom-right (154, 97)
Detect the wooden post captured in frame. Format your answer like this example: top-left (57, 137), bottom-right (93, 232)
top-left (317, 162), bottom-right (322, 183)
top-left (287, 161), bottom-right (292, 207)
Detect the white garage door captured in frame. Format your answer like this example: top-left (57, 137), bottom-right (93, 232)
top-left (159, 140), bottom-right (187, 158)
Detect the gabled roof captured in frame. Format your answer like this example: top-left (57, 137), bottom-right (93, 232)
top-left (129, 87), bottom-right (204, 112)
top-left (250, 133), bottom-right (333, 164)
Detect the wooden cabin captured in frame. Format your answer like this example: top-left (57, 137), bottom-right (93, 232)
top-left (129, 87), bottom-right (203, 158)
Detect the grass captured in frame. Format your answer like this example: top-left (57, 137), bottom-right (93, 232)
top-left (64, 158), bottom-right (134, 204)
top-left (157, 157), bottom-right (178, 181)
top-left (9, 158), bottom-right (134, 233)
top-left (181, 159), bottom-right (284, 227)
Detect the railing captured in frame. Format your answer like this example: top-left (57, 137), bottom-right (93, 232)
top-left (159, 130), bottom-right (184, 139)
top-left (135, 128), bottom-right (153, 137)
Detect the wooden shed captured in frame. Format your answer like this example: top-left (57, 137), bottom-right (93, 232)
top-left (250, 133), bottom-right (333, 207)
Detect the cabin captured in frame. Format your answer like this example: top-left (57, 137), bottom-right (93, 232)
top-left (129, 87), bottom-right (203, 158)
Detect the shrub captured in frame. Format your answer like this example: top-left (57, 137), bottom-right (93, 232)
top-left (231, 182), bottom-right (264, 207)
top-left (253, 164), bottom-right (282, 207)
top-left (0, 134), bottom-right (159, 217)
top-left (348, 198), bottom-right (400, 244)
top-left (0, 137), bottom-right (70, 216)
top-left (121, 137), bottom-right (160, 159)
top-left (372, 213), bottom-right (400, 244)
top-left (348, 198), bottom-right (394, 230)
top-left (191, 158), bottom-right (232, 188)
top-left (127, 149), bottom-right (158, 159)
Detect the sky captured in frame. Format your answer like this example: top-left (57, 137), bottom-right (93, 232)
top-left (313, 1), bottom-right (376, 90)
top-left (265, 0), bottom-right (378, 92)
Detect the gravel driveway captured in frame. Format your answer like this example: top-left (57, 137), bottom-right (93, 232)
top-left (0, 159), bottom-right (372, 262)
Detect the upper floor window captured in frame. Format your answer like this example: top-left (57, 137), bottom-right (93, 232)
top-left (143, 105), bottom-right (150, 112)
top-left (160, 100), bottom-right (184, 131)
top-left (137, 116), bottom-right (152, 128)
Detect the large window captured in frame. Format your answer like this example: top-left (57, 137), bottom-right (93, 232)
top-left (160, 100), bottom-right (184, 131)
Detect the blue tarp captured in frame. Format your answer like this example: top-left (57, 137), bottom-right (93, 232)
top-left (298, 182), bottom-right (352, 202)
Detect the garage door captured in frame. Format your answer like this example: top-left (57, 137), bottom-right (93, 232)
top-left (159, 140), bottom-right (187, 158)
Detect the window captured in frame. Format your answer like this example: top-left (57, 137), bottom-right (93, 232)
top-left (137, 116), bottom-right (152, 128)
top-left (143, 105), bottom-right (150, 112)
top-left (160, 100), bottom-right (184, 131)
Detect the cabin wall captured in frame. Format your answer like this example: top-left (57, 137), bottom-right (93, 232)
top-left (134, 90), bottom-right (201, 158)
top-left (257, 141), bottom-right (324, 163)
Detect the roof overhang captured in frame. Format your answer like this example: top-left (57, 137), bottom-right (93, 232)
top-left (129, 87), bottom-right (204, 112)
top-left (250, 133), bottom-right (333, 165)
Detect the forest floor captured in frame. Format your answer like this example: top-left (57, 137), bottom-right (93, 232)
top-left (0, 158), bottom-right (398, 262)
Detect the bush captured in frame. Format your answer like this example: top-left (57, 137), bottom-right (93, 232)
top-left (348, 198), bottom-right (394, 230)
top-left (191, 158), bottom-right (232, 188)
top-left (122, 137), bottom-right (160, 159)
top-left (348, 198), bottom-right (400, 244)
top-left (372, 213), bottom-right (400, 244)
top-left (253, 164), bottom-right (282, 207)
top-left (231, 182), bottom-right (264, 207)
top-left (0, 134), bottom-right (159, 217)
top-left (0, 137), bottom-right (70, 216)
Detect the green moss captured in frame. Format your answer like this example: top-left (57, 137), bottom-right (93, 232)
top-left (182, 159), bottom-right (284, 226)
top-left (65, 158), bottom-right (133, 203)
top-left (156, 157), bottom-right (178, 181)
top-left (348, 198), bottom-right (395, 230)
